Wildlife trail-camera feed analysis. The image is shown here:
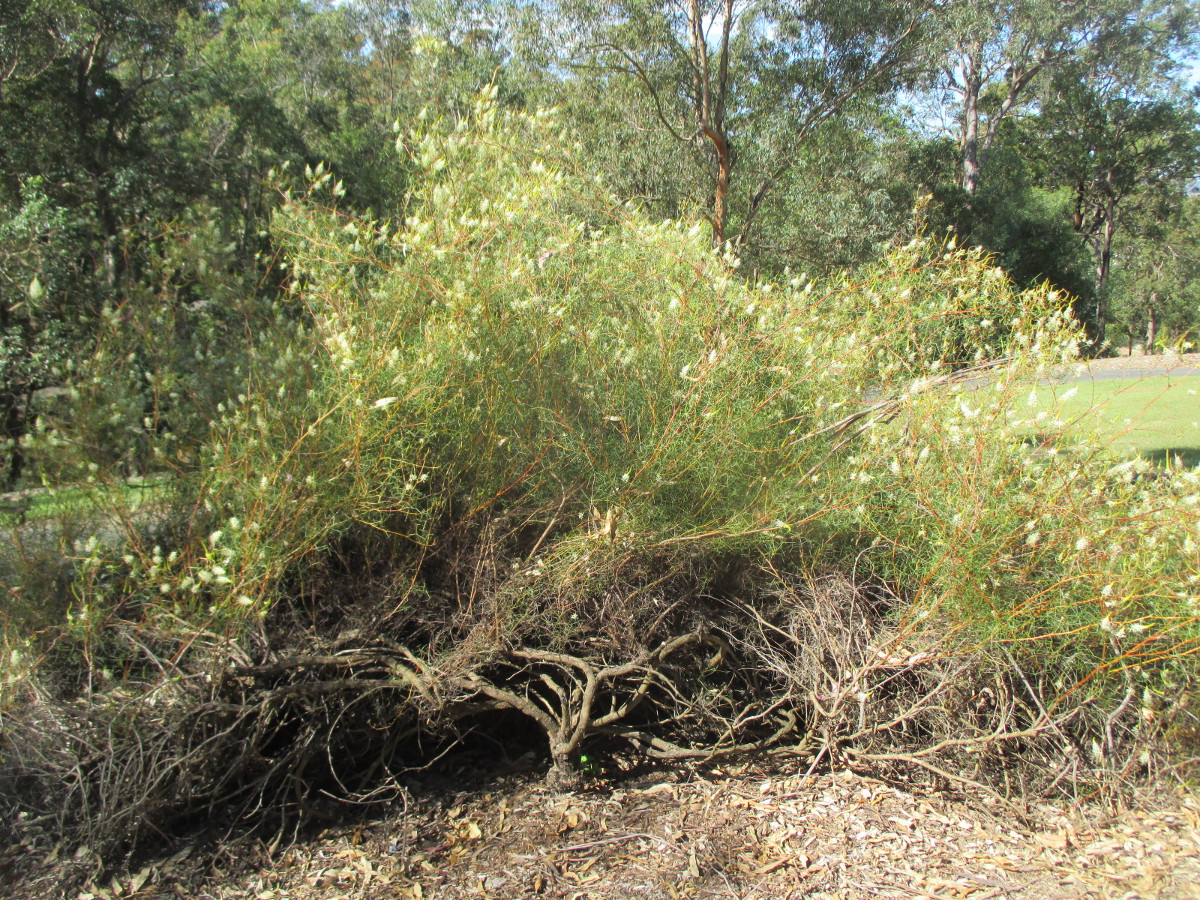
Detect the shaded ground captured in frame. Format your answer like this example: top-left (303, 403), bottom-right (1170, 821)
top-left (7, 759), bottom-right (1198, 900)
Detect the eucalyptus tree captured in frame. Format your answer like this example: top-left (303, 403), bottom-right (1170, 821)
top-left (1030, 74), bottom-right (1200, 344)
top-left (348, 0), bottom-right (413, 119)
top-left (542, 0), bottom-right (937, 248)
top-left (1110, 197), bottom-right (1200, 352)
top-left (935, 0), bottom-right (1195, 197)
top-left (739, 112), bottom-right (916, 273)
top-left (183, 0), bottom-right (408, 253)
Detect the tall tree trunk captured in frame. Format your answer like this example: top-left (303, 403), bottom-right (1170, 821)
top-left (960, 43), bottom-right (983, 195)
top-left (958, 42), bottom-right (1041, 197)
top-left (1, 388), bottom-right (26, 489)
top-left (704, 127), bottom-right (732, 246)
top-left (1145, 290), bottom-right (1159, 353)
top-left (688, 0), bottom-right (734, 246)
top-left (98, 184), bottom-right (119, 288)
top-left (1091, 200), bottom-right (1116, 347)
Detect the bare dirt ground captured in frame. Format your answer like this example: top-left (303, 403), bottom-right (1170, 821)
top-left (10, 759), bottom-right (1197, 900)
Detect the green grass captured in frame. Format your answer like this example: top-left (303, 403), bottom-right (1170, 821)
top-left (1038, 374), bottom-right (1200, 467)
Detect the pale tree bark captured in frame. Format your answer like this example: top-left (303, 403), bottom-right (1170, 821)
top-left (944, 0), bottom-right (1159, 197)
top-left (959, 42), bottom-right (983, 194)
top-left (956, 38), bottom-right (1047, 195)
top-left (1145, 289), bottom-right (1159, 352)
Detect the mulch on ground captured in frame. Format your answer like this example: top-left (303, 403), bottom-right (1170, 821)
top-left (12, 760), bottom-right (1197, 900)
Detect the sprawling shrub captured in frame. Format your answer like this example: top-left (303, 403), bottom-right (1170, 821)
top-left (3, 91), bottom-right (1197, 863)
top-left (179, 91), bottom-right (1084, 614)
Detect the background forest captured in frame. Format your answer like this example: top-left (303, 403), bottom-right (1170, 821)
top-left (3, 0), bottom-right (1200, 879)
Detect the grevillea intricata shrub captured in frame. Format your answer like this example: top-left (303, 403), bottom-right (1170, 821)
top-left (15, 89), bottom-right (1197, 772)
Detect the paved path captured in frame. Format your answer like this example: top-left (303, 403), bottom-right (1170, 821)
top-left (1059, 366), bottom-right (1200, 382)
top-left (1070, 352), bottom-right (1200, 379)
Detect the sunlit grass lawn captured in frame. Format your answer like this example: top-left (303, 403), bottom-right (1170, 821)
top-left (1038, 374), bottom-right (1200, 468)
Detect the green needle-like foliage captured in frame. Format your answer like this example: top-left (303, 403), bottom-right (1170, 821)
top-left (187, 90), bottom-right (1094, 622)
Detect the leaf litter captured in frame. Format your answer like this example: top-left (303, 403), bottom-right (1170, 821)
top-left (9, 760), bottom-right (1198, 900)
